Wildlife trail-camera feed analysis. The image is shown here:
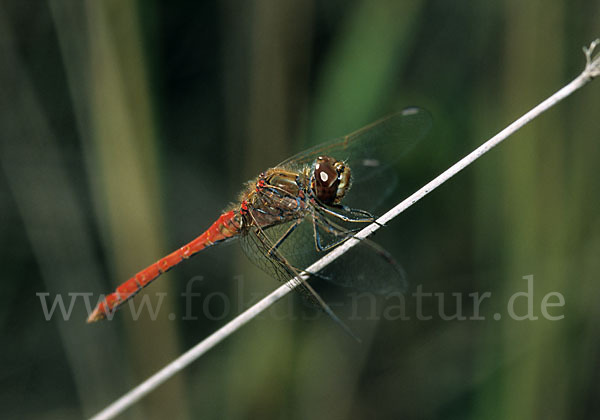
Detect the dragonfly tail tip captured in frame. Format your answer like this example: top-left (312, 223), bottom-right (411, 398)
top-left (86, 309), bottom-right (105, 323)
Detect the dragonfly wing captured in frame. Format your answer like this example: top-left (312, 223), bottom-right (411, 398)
top-left (241, 216), bottom-right (406, 295)
top-left (279, 108), bottom-right (432, 213)
top-left (240, 221), bottom-right (346, 314)
top-left (316, 237), bottom-right (407, 294)
top-left (310, 218), bottom-right (407, 293)
top-left (279, 108), bottom-right (431, 176)
top-left (240, 220), bottom-right (365, 340)
top-left (240, 219), bottom-right (315, 282)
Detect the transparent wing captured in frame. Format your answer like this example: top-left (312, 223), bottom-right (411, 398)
top-left (238, 109), bottom-right (428, 304)
top-left (239, 221), bottom-right (335, 311)
top-left (279, 108), bottom-right (431, 212)
top-left (283, 107), bottom-right (430, 171)
top-left (240, 216), bottom-right (406, 295)
top-left (240, 224), bottom-right (308, 290)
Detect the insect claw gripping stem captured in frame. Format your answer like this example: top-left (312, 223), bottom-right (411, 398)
top-left (372, 219), bottom-right (385, 228)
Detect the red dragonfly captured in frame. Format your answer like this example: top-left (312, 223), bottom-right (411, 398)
top-left (87, 108), bottom-right (431, 327)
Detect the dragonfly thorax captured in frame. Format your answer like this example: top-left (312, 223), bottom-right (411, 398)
top-left (310, 156), bottom-right (351, 205)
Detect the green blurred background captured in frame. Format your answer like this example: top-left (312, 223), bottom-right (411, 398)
top-left (1, 1), bottom-right (599, 419)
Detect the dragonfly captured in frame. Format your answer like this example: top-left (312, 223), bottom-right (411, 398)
top-left (87, 108), bottom-right (432, 333)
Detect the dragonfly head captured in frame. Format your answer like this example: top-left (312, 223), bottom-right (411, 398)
top-left (311, 156), bottom-right (351, 205)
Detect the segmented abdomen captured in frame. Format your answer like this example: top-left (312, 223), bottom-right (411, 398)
top-left (87, 211), bottom-right (241, 322)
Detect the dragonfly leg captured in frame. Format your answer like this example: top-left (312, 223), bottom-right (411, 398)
top-left (313, 200), bottom-right (383, 227)
top-left (331, 203), bottom-right (385, 227)
top-left (316, 211), bottom-right (363, 235)
top-left (266, 219), bottom-right (303, 258)
top-left (315, 203), bottom-right (371, 222)
top-left (313, 212), bottom-right (405, 282)
top-left (312, 214), bottom-right (354, 252)
top-left (334, 203), bottom-right (375, 219)
top-left (260, 220), bottom-right (333, 281)
top-left (246, 220), bottom-right (359, 341)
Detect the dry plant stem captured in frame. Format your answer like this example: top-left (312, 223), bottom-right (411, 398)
top-left (89, 40), bottom-right (600, 420)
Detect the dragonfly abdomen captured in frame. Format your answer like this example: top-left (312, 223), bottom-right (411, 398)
top-left (87, 211), bottom-right (242, 322)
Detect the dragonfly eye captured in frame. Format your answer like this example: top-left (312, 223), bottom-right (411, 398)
top-left (312, 156), bottom-right (352, 205)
